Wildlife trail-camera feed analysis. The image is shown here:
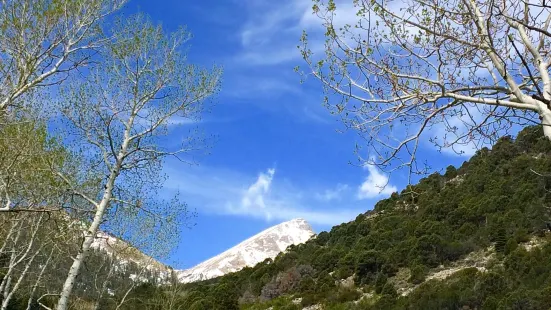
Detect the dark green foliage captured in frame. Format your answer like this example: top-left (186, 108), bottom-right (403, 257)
top-left (374, 273), bottom-right (388, 294)
top-left (298, 275), bottom-right (315, 293)
top-left (495, 226), bottom-right (508, 254)
top-left (409, 264), bottom-right (427, 284)
top-left (300, 294), bottom-right (318, 308)
top-left (316, 271), bottom-right (335, 293)
top-left (188, 299), bottom-right (215, 310)
top-left (381, 282), bottom-right (397, 298)
top-left (48, 125), bottom-right (551, 309)
top-left (505, 238), bottom-right (518, 255)
top-left (212, 283), bottom-right (239, 310)
top-left (355, 250), bottom-right (384, 285)
top-left (444, 165), bottom-right (458, 179)
top-left (332, 287), bottom-right (361, 303)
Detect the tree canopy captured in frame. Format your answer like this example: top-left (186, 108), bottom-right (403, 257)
top-left (301, 0), bottom-right (551, 175)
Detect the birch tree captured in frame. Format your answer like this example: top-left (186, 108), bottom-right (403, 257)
top-left (0, 120), bottom-right (70, 212)
top-left (0, 211), bottom-right (79, 310)
top-left (0, 0), bottom-right (125, 114)
top-left (88, 203), bottom-right (190, 310)
top-left (54, 13), bottom-right (222, 310)
top-left (301, 0), bottom-right (551, 175)
top-left (0, 214), bottom-right (57, 310)
top-left (0, 214), bottom-right (42, 310)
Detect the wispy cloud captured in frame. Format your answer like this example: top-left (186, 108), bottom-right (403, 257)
top-left (223, 75), bottom-right (301, 99)
top-left (315, 183), bottom-right (349, 202)
top-left (235, 0), bottom-right (310, 66)
top-left (357, 165), bottom-right (398, 199)
top-left (227, 172), bottom-right (358, 224)
top-left (221, 167), bottom-right (360, 225)
top-left (429, 104), bottom-right (490, 157)
top-left (212, 0), bottom-right (361, 124)
top-left (167, 116), bottom-right (198, 126)
top-left (300, 106), bottom-right (334, 124)
top-left (163, 163), bottom-right (379, 226)
top-left (238, 168), bottom-right (275, 212)
top-left (233, 0), bottom-right (355, 66)
top-left (233, 0), bottom-right (408, 67)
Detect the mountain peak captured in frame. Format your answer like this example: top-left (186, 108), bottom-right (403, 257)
top-left (177, 219), bottom-right (315, 283)
top-left (287, 217), bottom-right (308, 224)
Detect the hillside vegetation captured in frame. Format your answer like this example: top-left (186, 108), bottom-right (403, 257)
top-left (6, 125), bottom-right (551, 309)
top-left (120, 125), bottom-right (551, 310)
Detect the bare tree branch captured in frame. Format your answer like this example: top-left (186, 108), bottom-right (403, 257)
top-left (300, 0), bottom-right (551, 177)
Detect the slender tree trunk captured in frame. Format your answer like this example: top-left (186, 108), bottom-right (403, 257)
top-left (26, 248), bottom-right (54, 310)
top-left (55, 184), bottom-right (114, 310)
top-left (92, 254), bottom-right (115, 310)
top-left (1, 275), bottom-right (11, 303)
top-left (57, 129), bottom-right (131, 310)
top-left (0, 217), bottom-right (18, 254)
top-left (0, 214), bottom-right (42, 308)
top-left (1, 250), bottom-right (40, 310)
top-left (540, 108), bottom-right (551, 140)
top-left (114, 259), bottom-right (150, 310)
top-left (0, 220), bottom-right (23, 296)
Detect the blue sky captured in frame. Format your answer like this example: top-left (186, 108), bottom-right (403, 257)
top-left (121, 0), bottom-right (471, 269)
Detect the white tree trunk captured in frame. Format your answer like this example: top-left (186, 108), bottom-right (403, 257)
top-left (55, 191), bottom-right (113, 310)
top-left (542, 116), bottom-right (551, 140)
top-left (55, 176), bottom-right (117, 310)
top-left (540, 106), bottom-right (551, 140)
top-left (92, 254), bottom-right (115, 310)
top-left (0, 250), bottom-right (40, 310)
top-left (56, 131), bottom-right (131, 310)
top-left (0, 220), bottom-right (23, 296)
top-left (26, 248), bottom-right (54, 310)
top-left (53, 14), bottom-right (216, 308)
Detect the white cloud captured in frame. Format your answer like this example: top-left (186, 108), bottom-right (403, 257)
top-left (227, 198), bottom-right (359, 226)
top-left (224, 75), bottom-right (301, 99)
top-left (235, 1), bottom-right (308, 66)
top-left (300, 106), bottom-right (333, 124)
top-left (133, 109), bottom-right (199, 128)
top-left (315, 183), bottom-right (349, 202)
top-left (430, 104), bottom-right (490, 157)
top-left (226, 168), bottom-right (358, 225)
top-left (240, 168), bottom-right (275, 211)
top-left (167, 116), bottom-right (198, 126)
top-left (357, 165), bottom-right (397, 199)
top-left (234, 0), bottom-right (347, 66)
top-left (218, 0), bottom-right (361, 124)
top-left (163, 163), bottom-right (368, 226)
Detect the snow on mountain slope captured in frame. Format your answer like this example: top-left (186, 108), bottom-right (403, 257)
top-left (91, 231), bottom-right (164, 268)
top-left (90, 231), bottom-right (171, 282)
top-left (177, 218), bottom-right (315, 283)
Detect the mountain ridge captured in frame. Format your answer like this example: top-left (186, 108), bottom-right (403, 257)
top-left (176, 218), bottom-right (315, 283)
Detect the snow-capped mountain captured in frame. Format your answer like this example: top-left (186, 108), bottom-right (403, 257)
top-left (91, 231), bottom-right (165, 269)
top-left (90, 231), bottom-right (173, 283)
top-left (176, 218), bottom-right (315, 283)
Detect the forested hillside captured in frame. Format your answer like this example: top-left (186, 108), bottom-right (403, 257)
top-left (5, 126), bottom-right (551, 309)
top-left (124, 125), bottom-right (551, 310)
